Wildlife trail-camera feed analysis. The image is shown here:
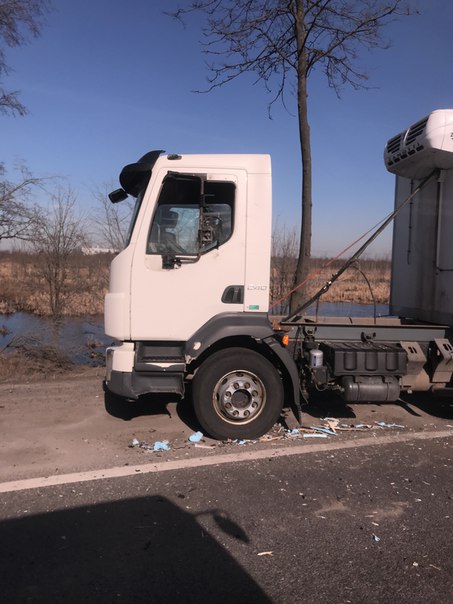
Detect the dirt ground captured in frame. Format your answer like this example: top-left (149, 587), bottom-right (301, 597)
top-left (1, 367), bottom-right (453, 485)
top-left (0, 367), bottom-right (193, 482)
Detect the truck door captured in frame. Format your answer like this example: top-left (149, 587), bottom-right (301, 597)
top-left (130, 169), bottom-right (247, 341)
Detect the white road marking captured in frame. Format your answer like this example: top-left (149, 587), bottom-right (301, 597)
top-left (1, 429), bottom-right (451, 494)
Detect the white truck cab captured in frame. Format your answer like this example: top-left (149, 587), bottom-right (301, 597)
top-left (104, 151), bottom-right (300, 439)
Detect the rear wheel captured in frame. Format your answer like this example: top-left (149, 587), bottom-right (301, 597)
top-left (192, 347), bottom-right (284, 440)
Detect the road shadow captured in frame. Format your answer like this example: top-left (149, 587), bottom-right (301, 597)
top-left (303, 388), bottom-right (453, 422)
top-left (104, 385), bottom-right (176, 420)
top-left (400, 390), bottom-right (453, 420)
top-left (104, 382), bottom-right (203, 431)
top-left (302, 389), bottom-right (357, 420)
top-left (0, 495), bottom-right (271, 604)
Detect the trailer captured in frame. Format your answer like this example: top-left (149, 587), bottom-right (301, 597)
top-left (104, 109), bottom-right (453, 440)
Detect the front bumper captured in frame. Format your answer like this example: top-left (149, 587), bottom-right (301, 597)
top-left (105, 342), bottom-right (185, 400)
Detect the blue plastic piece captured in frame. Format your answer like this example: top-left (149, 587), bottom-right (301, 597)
top-left (375, 422), bottom-right (404, 428)
top-left (310, 426), bottom-right (337, 436)
top-left (188, 431), bottom-right (204, 443)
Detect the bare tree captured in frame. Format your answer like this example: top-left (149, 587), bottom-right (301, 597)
top-left (0, 2), bottom-right (50, 247)
top-left (170, 0), bottom-right (415, 311)
top-left (31, 187), bottom-right (87, 318)
top-left (92, 183), bottom-right (135, 251)
top-left (0, 0), bottom-right (49, 116)
top-left (0, 162), bottom-right (43, 240)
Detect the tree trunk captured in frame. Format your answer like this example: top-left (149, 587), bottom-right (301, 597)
top-left (290, 0), bottom-right (312, 314)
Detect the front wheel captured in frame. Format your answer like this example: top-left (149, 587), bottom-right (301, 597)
top-left (192, 347), bottom-right (284, 440)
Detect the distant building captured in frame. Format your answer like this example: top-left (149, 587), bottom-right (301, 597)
top-left (81, 246), bottom-right (117, 255)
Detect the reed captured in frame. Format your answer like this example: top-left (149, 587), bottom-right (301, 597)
top-left (0, 250), bottom-right (111, 316)
top-left (0, 251), bottom-right (391, 317)
top-left (270, 256), bottom-right (390, 314)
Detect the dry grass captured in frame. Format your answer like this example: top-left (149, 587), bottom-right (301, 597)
top-left (0, 251), bottom-right (390, 317)
top-left (0, 332), bottom-right (76, 381)
top-left (0, 251), bottom-right (111, 316)
top-left (0, 348), bottom-right (74, 382)
top-left (308, 258), bottom-right (390, 303)
top-left (270, 256), bottom-right (390, 313)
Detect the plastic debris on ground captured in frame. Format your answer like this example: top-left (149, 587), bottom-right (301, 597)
top-left (309, 426), bottom-right (337, 436)
top-left (223, 437), bottom-right (257, 445)
top-left (128, 415), bottom-right (406, 453)
top-left (375, 421), bottom-right (405, 429)
top-left (324, 418), bottom-right (372, 431)
top-left (188, 431), bottom-right (204, 443)
top-left (323, 418), bottom-right (405, 432)
top-left (372, 534), bottom-right (381, 542)
top-left (129, 438), bottom-right (170, 452)
top-left (283, 416), bottom-right (406, 440)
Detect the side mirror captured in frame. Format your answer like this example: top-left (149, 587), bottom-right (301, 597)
top-left (199, 213), bottom-right (221, 249)
top-left (109, 188), bottom-right (128, 204)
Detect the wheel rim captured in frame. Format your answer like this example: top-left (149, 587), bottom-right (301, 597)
top-left (213, 369), bottom-right (266, 425)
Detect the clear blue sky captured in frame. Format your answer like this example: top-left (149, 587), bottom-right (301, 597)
top-left (2, 0), bottom-right (452, 256)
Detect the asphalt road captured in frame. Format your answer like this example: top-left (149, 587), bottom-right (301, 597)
top-left (1, 370), bottom-right (453, 603)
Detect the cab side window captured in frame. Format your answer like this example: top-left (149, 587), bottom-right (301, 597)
top-left (148, 205), bottom-right (199, 255)
top-left (147, 176), bottom-right (235, 256)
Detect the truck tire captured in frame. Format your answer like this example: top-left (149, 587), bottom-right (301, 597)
top-left (192, 347), bottom-right (284, 440)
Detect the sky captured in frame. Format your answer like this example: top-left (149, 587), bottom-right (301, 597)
top-left (2, 0), bottom-right (453, 256)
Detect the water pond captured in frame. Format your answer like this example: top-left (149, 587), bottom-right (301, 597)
top-left (0, 313), bottom-right (112, 366)
top-left (302, 301), bottom-right (389, 318)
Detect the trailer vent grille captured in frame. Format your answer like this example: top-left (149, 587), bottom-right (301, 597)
top-left (405, 116), bottom-right (429, 145)
top-left (386, 134), bottom-right (403, 155)
top-left (384, 110), bottom-right (453, 178)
